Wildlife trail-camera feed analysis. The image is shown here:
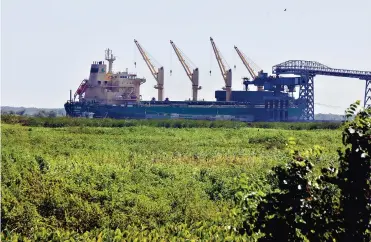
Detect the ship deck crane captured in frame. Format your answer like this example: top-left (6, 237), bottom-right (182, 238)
top-left (170, 40), bottom-right (201, 101)
top-left (134, 39), bottom-right (164, 101)
top-left (210, 37), bottom-right (232, 101)
top-left (234, 46), bottom-right (264, 91)
top-left (74, 79), bottom-right (88, 101)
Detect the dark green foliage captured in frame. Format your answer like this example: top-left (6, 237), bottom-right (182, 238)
top-left (249, 154), bottom-right (317, 241)
top-left (326, 101), bottom-right (371, 241)
top-left (35, 155), bottom-right (50, 173)
top-left (1, 114), bottom-right (342, 130)
top-left (246, 101), bottom-right (370, 241)
top-left (248, 134), bottom-right (288, 149)
top-left (16, 109), bottom-right (26, 115)
top-left (252, 121), bottom-right (342, 130)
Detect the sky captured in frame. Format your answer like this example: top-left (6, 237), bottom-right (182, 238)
top-left (1, 0), bottom-right (371, 114)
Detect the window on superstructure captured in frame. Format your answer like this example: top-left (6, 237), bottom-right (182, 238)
top-left (90, 67), bottom-right (99, 73)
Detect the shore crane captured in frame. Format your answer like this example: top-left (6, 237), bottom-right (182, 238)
top-left (134, 39), bottom-right (164, 101)
top-left (170, 40), bottom-right (201, 101)
top-left (210, 37), bottom-right (232, 101)
top-left (234, 46), bottom-right (264, 91)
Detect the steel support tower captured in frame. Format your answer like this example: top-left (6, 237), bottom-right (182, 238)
top-left (273, 60), bottom-right (371, 120)
top-left (297, 75), bottom-right (315, 120)
top-left (365, 80), bottom-right (371, 108)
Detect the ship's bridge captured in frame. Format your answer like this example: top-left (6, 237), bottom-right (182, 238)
top-left (111, 71), bottom-right (146, 84)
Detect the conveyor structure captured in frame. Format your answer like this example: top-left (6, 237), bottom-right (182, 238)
top-left (272, 60), bottom-right (371, 120)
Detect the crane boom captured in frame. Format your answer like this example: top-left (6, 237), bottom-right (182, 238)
top-left (210, 37), bottom-right (229, 83)
top-left (170, 40), bottom-right (201, 101)
top-left (210, 37), bottom-right (232, 101)
top-left (134, 39), bottom-right (158, 82)
top-left (134, 39), bottom-right (164, 101)
top-left (170, 40), bottom-right (193, 81)
top-left (234, 45), bottom-right (264, 91)
top-left (234, 46), bottom-right (257, 79)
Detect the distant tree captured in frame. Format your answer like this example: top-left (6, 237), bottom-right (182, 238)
top-left (16, 110), bottom-right (26, 116)
top-left (34, 110), bottom-right (47, 117)
top-left (56, 109), bottom-right (66, 116)
top-left (47, 111), bottom-right (57, 118)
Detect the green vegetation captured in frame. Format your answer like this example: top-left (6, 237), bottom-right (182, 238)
top-left (1, 103), bottom-right (369, 241)
top-left (239, 101), bottom-right (370, 241)
top-left (1, 114), bottom-right (341, 130)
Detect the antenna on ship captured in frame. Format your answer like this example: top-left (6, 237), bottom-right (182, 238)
top-left (105, 48), bottom-right (116, 74)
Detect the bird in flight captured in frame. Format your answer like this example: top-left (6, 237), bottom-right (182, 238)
top-left (284, 9), bottom-right (287, 11)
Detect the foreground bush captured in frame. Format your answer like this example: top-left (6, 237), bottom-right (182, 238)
top-left (240, 101), bottom-right (370, 241)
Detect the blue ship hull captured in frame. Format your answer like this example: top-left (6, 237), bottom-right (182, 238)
top-left (64, 101), bottom-right (302, 122)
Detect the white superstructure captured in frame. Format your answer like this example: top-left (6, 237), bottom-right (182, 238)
top-left (76, 49), bottom-right (146, 104)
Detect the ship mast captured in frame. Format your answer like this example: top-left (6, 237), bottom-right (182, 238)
top-left (105, 48), bottom-right (116, 74)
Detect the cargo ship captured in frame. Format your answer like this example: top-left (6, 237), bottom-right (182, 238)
top-left (65, 43), bottom-right (304, 121)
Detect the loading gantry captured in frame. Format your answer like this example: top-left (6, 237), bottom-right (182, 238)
top-left (273, 60), bottom-right (371, 120)
top-left (170, 40), bottom-right (201, 101)
top-left (210, 37), bottom-right (232, 101)
top-left (134, 39), bottom-right (164, 101)
top-left (234, 46), bottom-right (264, 91)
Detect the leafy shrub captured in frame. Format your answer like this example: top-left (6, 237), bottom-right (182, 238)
top-left (242, 101), bottom-right (370, 241)
top-left (248, 134), bottom-right (288, 149)
top-left (325, 101), bottom-right (371, 241)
